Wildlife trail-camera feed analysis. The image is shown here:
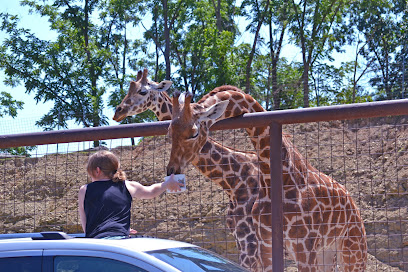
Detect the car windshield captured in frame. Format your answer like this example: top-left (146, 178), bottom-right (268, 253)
top-left (147, 247), bottom-right (248, 272)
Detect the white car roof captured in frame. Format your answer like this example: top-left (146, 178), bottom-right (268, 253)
top-left (0, 236), bottom-right (196, 253)
top-left (0, 236), bottom-right (200, 272)
top-left (0, 233), bottom-right (248, 272)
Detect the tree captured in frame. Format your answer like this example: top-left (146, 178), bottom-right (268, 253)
top-left (171, 0), bottom-right (214, 97)
top-left (275, 59), bottom-right (304, 109)
top-left (348, 38), bottom-right (376, 103)
top-left (349, 0), bottom-right (406, 100)
top-left (144, 0), bottom-right (186, 80)
top-left (0, 2), bottom-right (107, 133)
top-left (172, 0), bottom-right (238, 99)
top-left (0, 0), bottom-right (146, 147)
top-left (251, 54), bottom-right (304, 109)
top-left (208, 0), bottom-right (238, 88)
top-left (289, 0), bottom-right (351, 107)
top-left (309, 62), bottom-right (373, 106)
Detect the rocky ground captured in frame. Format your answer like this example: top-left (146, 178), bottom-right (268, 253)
top-left (0, 116), bottom-right (407, 271)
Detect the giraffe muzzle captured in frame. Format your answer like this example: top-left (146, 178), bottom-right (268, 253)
top-left (113, 107), bottom-right (127, 122)
top-left (166, 166), bottom-right (182, 176)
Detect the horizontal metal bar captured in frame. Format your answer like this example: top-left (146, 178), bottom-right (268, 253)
top-left (212, 98), bottom-right (408, 130)
top-left (0, 121), bottom-right (170, 148)
top-left (0, 99), bottom-right (407, 148)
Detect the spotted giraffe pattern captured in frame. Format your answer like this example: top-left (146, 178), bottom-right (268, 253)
top-left (197, 86), bottom-right (367, 271)
top-left (114, 69), bottom-right (367, 271)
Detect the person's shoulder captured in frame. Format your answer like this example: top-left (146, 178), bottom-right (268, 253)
top-left (79, 184), bottom-right (88, 193)
top-left (125, 180), bottom-right (139, 187)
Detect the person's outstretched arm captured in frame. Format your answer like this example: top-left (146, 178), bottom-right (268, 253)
top-left (125, 175), bottom-right (183, 199)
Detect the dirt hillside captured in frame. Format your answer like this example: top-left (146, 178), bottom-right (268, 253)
top-left (0, 117), bottom-right (407, 271)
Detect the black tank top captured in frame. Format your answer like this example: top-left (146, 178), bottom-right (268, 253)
top-left (84, 180), bottom-right (132, 238)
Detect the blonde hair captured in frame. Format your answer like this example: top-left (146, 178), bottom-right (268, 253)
top-left (86, 150), bottom-right (127, 182)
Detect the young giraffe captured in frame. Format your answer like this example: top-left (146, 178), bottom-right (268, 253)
top-left (166, 93), bottom-right (367, 272)
top-left (113, 69), bottom-right (367, 271)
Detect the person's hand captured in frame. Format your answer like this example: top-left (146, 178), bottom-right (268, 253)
top-left (129, 228), bottom-right (137, 235)
top-left (164, 174), bottom-right (184, 192)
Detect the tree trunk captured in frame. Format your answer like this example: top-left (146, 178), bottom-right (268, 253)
top-left (153, 6), bottom-right (159, 82)
top-left (272, 59), bottom-right (280, 110)
top-left (302, 62), bottom-right (310, 108)
top-left (211, 0), bottom-right (226, 86)
top-left (245, 0), bottom-right (270, 94)
top-left (212, 0), bottom-right (222, 32)
top-left (83, 0), bottom-right (100, 146)
top-left (162, 0), bottom-right (171, 80)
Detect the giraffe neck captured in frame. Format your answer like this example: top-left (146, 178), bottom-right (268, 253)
top-left (189, 139), bottom-right (259, 201)
top-left (187, 137), bottom-right (261, 270)
top-left (152, 91), bottom-right (173, 121)
top-left (204, 87), bottom-right (310, 181)
top-left (198, 86), bottom-right (270, 162)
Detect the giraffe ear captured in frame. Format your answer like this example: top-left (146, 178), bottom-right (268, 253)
top-left (197, 100), bottom-right (229, 124)
top-left (150, 80), bottom-right (172, 92)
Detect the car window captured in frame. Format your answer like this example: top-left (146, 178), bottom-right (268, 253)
top-left (0, 256), bottom-right (42, 272)
top-left (54, 256), bottom-right (149, 272)
top-left (147, 247), bottom-right (248, 272)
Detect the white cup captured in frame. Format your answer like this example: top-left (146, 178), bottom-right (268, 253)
top-left (165, 174), bottom-right (186, 193)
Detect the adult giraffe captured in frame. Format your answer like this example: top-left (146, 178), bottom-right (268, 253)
top-left (113, 69), bottom-right (367, 271)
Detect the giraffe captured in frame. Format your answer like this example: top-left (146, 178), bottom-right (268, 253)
top-left (194, 87), bottom-right (368, 270)
top-left (113, 69), bottom-right (173, 122)
top-left (166, 92), bottom-right (267, 270)
top-left (166, 92), bottom-right (367, 272)
top-left (113, 70), bottom-right (266, 269)
top-left (113, 69), bottom-right (367, 271)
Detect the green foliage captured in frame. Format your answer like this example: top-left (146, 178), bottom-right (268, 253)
top-left (0, 0), bottom-right (406, 140)
top-left (309, 62), bottom-right (374, 106)
top-left (0, 146), bottom-right (36, 156)
top-left (0, 91), bottom-right (24, 118)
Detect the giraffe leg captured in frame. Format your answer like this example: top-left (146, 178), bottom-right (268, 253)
top-left (337, 234), bottom-right (367, 272)
top-left (237, 236), bottom-right (262, 272)
top-left (257, 242), bottom-right (272, 272)
top-left (316, 247), bottom-right (337, 272)
top-left (292, 249), bottom-right (322, 272)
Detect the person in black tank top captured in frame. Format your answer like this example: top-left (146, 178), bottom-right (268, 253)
top-left (78, 150), bottom-right (184, 239)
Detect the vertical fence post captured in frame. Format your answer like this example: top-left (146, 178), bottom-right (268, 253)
top-left (270, 122), bottom-right (284, 271)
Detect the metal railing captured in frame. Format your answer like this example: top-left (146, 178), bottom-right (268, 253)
top-left (1, 99), bottom-right (408, 271)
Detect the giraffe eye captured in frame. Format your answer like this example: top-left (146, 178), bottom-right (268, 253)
top-left (190, 131), bottom-right (199, 139)
top-left (139, 90), bottom-right (148, 95)
top-left (188, 124), bottom-right (199, 139)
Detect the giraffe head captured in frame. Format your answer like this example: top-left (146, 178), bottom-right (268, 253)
top-left (166, 92), bottom-right (229, 175)
top-left (113, 68), bottom-right (173, 122)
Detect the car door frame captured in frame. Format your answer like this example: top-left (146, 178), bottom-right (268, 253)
top-left (42, 249), bottom-right (179, 272)
top-left (0, 250), bottom-right (44, 272)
